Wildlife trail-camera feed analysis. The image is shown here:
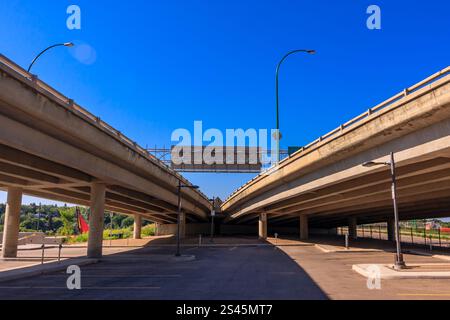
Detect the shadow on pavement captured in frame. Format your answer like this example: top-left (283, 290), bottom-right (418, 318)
top-left (0, 236), bottom-right (329, 300)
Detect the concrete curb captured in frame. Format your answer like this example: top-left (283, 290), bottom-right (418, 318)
top-left (99, 254), bottom-right (196, 263)
top-left (0, 258), bottom-right (98, 283)
top-left (407, 249), bottom-right (450, 262)
top-left (433, 254), bottom-right (450, 262)
top-left (315, 244), bottom-right (384, 253)
top-left (352, 263), bottom-right (450, 279)
top-left (271, 243), bottom-right (315, 247)
top-left (147, 243), bottom-right (271, 248)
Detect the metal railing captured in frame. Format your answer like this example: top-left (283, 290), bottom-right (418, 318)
top-left (338, 225), bottom-right (450, 250)
top-left (0, 54), bottom-right (209, 201)
top-left (147, 147), bottom-right (289, 172)
top-left (225, 66), bottom-right (450, 202)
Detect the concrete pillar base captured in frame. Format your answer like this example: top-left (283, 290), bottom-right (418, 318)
top-left (300, 215), bottom-right (309, 240)
top-left (133, 214), bottom-right (142, 239)
top-left (258, 212), bottom-right (267, 240)
top-left (87, 183), bottom-right (106, 258)
top-left (1, 187), bottom-right (23, 258)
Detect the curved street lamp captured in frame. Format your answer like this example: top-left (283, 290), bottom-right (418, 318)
top-left (27, 42), bottom-right (74, 73)
top-left (275, 49), bottom-right (316, 164)
top-left (362, 152), bottom-right (406, 270)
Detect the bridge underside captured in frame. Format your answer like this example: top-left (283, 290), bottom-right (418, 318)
top-left (223, 71), bottom-right (450, 233)
top-left (0, 54), bottom-right (211, 259)
top-left (227, 120), bottom-right (450, 229)
top-left (0, 56), bottom-right (210, 224)
top-left (0, 143), bottom-right (206, 224)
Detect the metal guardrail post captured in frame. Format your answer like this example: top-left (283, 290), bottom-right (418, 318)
top-left (403, 88), bottom-right (409, 96)
top-left (58, 244), bottom-right (62, 262)
top-left (198, 234), bottom-right (202, 247)
top-left (410, 228), bottom-right (414, 245)
top-left (41, 244), bottom-right (45, 265)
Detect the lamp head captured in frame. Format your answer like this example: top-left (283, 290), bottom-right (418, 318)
top-left (362, 161), bottom-right (378, 168)
top-left (307, 50), bottom-right (316, 54)
top-left (181, 184), bottom-right (199, 189)
top-left (64, 42), bottom-right (75, 47)
top-left (362, 161), bottom-right (389, 168)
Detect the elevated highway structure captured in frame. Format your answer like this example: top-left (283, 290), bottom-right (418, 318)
top-left (222, 67), bottom-right (450, 240)
top-left (0, 55), bottom-right (211, 258)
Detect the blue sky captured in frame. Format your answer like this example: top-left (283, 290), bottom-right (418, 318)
top-left (0, 0), bottom-right (449, 204)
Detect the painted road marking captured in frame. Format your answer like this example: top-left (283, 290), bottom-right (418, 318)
top-left (43, 274), bottom-right (181, 278)
top-left (77, 266), bottom-right (198, 270)
top-left (0, 286), bottom-right (161, 290)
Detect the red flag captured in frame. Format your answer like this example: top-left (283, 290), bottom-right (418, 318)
top-left (76, 207), bottom-right (89, 234)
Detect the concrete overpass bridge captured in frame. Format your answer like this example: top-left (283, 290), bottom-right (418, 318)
top-left (222, 66), bottom-right (450, 240)
top-left (0, 55), bottom-right (211, 258)
top-left (1, 52), bottom-right (449, 260)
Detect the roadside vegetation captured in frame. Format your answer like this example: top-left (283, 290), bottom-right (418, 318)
top-left (0, 203), bottom-right (155, 243)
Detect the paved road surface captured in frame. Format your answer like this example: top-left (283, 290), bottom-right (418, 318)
top-left (0, 245), bottom-right (327, 300)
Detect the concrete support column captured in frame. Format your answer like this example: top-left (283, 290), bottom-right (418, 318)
top-left (87, 183), bottom-right (106, 258)
top-left (258, 212), bottom-right (267, 240)
top-left (348, 216), bottom-right (357, 240)
top-left (133, 214), bottom-right (142, 239)
top-left (299, 214), bottom-right (309, 240)
top-left (387, 218), bottom-right (395, 242)
top-left (154, 222), bottom-right (161, 236)
top-left (1, 187), bottom-right (23, 258)
top-left (179, 212), bottom-right (186, 239)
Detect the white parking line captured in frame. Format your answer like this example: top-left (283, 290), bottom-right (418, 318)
top-left (43, 274), bottom-right (181, 278)
top-left (0, 286), bottom-right (161, 290)
top-left (79, 266), bottom-right (198, 270)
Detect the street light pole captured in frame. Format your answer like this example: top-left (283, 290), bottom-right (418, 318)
top-left (176, 180), bottom-right (182, 257)
top-left (175, 181), bottom-right (199, 257)
top-left (209, 197), bottom-right (215, 243)
top-left (27, 42), bottom-right (74, 73)
top-left (275, 49), bottom-right (316, 164)
top-left (389, 152), bottom-right (406, 270)
top-left (362, 152), bottom-right (406, 269)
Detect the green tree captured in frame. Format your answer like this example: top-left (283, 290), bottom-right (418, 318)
top-left (57, 207), bottom-right (76, 236)
top-left (121, 216), bottom-right (134, 228)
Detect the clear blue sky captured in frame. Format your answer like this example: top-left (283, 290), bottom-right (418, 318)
top-left (0, 0), bottom-right (449, 204)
